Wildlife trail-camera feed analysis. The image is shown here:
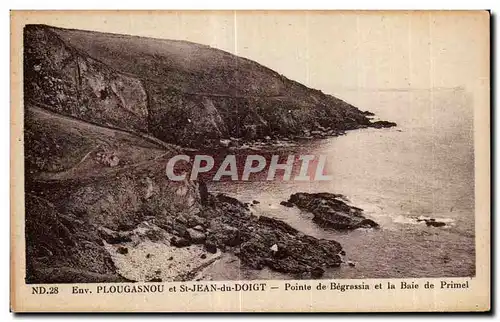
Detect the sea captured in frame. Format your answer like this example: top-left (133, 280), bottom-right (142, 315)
top-left (207, 88), bottom-right (475, 280)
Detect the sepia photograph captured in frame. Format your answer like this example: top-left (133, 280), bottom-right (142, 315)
top-left (10, 10), bottom-right (490, 312)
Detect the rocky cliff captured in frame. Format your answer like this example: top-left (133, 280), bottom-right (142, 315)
top-left (24, 24), bottom-right (394, 148)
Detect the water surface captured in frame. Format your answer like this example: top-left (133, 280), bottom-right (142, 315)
top-left (208, 88), bottom-right (475, 279)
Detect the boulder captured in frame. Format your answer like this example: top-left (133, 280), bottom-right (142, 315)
top-left (193, 225), bottom-right (205, 232)
top-left (311, 266), bottom-right (325, 278)
top-left (175, 215), bottom-right (188, 225)
top-left (117, 246), bottom-right (128, 255)
top-left (187, 214), bottom-right (206, 228)
top-left (207, 221), bottom-right (242, 247)
top-left (204, 242), bottom-right (217, 254)
top-left (186, 228), bottom-right (206, 244)
top-left (98, 227), bottom-right (132, 244)
top-left (172, 222), bottom-right (187, 237)
top-left (170, 236), bottom-right (191, 248)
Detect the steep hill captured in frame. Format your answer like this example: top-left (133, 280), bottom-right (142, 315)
top-left (24, 24), bottom-right (393, 148)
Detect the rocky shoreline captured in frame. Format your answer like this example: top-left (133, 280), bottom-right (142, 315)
top-left (209, 119), bottom-right (397, 149)
top-left (108, 191), bottom-right (346, 280)
top-left (26, 189), bottom-right (349, 282)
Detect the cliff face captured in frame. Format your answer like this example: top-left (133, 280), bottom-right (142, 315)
top-left (24, 24), bottom-right (384, 147)
top-left (24, 26), bottom-right (149, 133)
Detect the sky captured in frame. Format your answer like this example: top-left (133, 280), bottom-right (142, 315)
top-left (13, 11), bottom-right (489, 95)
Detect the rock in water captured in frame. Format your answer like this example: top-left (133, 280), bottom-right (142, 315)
top-left (417, 218), bottom-right (447, 227)
top-left (426, 220), bottom-right (446, 227)
top-left (358, 219), bottom-right (379, 228)
top-left (369, 121), bottom-right (397, 129)
top-left (284, 192), bottom-right (379, 230)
